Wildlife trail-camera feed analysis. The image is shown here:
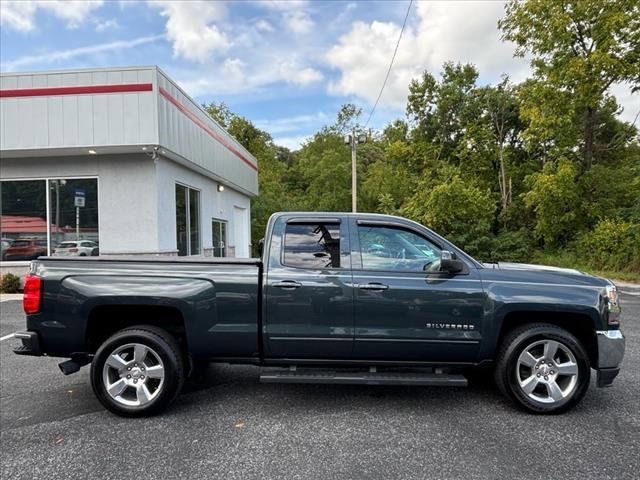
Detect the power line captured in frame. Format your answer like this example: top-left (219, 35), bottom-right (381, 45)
top-left (363, 0), bottom-right (413, 128)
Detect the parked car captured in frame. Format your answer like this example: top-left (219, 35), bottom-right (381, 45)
top-left (14, 212), bottom-right (624, 417)
top-left (1, 238), bottom-right (13, 257)
top-left (1, 238), bottom-right (47, 261)
top-left (53, 240), bottom-right (99, 257)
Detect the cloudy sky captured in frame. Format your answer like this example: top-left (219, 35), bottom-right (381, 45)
top-left (1, 0), bottom-right (637, 150)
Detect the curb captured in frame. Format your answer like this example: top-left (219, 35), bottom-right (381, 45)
top-left (613, 280), bottom-right (640, 290)
top-left (0, 293), bottom-right (23, 302)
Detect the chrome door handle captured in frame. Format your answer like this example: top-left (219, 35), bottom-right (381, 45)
top-left (358, 283), bottom-right (389, 291)
top-left (272, 280), bottom-right (302, 290)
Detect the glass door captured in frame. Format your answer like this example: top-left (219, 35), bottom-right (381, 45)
top-left (212, 219), bottom-right (227, 257)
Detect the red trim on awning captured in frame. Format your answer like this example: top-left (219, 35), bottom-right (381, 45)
top-left (159, 87), bottom-right (258, 172)
top-left (0, 83), bottom-right (153, 98)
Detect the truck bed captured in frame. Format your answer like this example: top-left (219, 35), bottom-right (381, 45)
top-left (30, 256), bottom-right (262, 359)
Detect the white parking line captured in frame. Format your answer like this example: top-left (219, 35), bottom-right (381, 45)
top-left (620, 290), bottom-right (640, 297)
top-left (0, 333), bottom-right (17, 342)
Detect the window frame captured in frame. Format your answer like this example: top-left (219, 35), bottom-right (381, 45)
top-left (211, 218), bottom-right (228, 257)
top-left (356, 223), bottom-right (444, 274)
top-left (351, 220), bottom-right (460, 274)
top-left (0, 176), bottom-right (99, 260)
top-left (281, 220), bottom-right (344, 270)
top-left (175, 182), bottom-right (201, 256)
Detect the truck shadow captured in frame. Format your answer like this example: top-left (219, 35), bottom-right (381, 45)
top-left (177, 364), bottom-right (507, 414)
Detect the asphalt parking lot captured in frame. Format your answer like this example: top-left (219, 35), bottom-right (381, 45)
top-left (1, 290), bottom-right (639, 480)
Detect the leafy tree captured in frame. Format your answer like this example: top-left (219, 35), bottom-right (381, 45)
top-left (523, 158), bottom-right (583, 247)
top-left (407, 63), bottom-right (480, 162)
top-left (402, 175), bottom-right (495, 258)
top-left (500, 0), bottom-right (640, 167)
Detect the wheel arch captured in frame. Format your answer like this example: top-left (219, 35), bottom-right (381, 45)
top-left (86, 304), bottom-right (188, 354)
top-left (495, 311), bottom-right (598, 367)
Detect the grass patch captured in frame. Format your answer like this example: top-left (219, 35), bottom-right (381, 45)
top-left (531, 251), bottom-right (640, 283)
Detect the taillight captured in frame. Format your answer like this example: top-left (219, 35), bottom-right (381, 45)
top-left (23, 275), bottom-right (42, 314)
top-left (69, 248), bottom-right (78, 253)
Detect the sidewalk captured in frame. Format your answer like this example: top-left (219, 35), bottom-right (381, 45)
top-left (0, 293), bottom-right (23, 302)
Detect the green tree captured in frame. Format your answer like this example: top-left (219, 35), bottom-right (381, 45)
top-left (402, 175), bottom-right (495, 257)
top-left (523, 158), bottom-right (583, 246)
top-left (500, 0), bottom-right (640, 167)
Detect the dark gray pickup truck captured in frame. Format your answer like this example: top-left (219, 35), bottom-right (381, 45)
top-left (15, 212), bottom-right (625, 416)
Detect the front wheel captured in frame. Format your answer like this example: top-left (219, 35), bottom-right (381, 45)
top-left (90, 326), bottom-right (185, 417)
top-left (494, 323), bottom-right (590, 414)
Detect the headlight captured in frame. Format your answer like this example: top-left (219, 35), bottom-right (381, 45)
top-left (605, 284), bottom-right (621, 326)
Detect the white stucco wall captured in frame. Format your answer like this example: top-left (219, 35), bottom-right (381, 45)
top-left (154, 155), bottom-right (252, 256)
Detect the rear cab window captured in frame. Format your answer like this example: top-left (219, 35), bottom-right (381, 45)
top-left (283, 222), bottom-right (341, 269)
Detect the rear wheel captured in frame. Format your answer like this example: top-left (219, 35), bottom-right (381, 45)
top-left (495, 323), bottom-right (590, 414)
top-left (90, 326), bottom-right (185, 417)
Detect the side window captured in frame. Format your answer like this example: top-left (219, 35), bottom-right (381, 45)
top-left (283, 222), bottom-right (341, 269)
top-left (358, 225), bottom-right (441, 271)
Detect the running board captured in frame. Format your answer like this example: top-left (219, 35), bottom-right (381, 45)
top-left (259, 368), bottom-right (467, 387)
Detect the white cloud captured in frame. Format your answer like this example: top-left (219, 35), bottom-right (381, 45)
top-left (255, 19), bottom-right (274, 32)
top-left (148, 0), bottom-right (229, 63)
top-left (272, 134), bottom-right (310, 150)
top-left (279, 62), bottom-right (323, 86)
top-left (255, 112), bottom-right (329, 135)
top-left (325, 1), bottom-right (528, 108)
top-left (94, 18), bottom-right (118, 32)
top-left (221, 58), bottom-right (247, 86)
top-left (255, 0), bottom-right (308, 11)
top-left (610, 84), bottom-right (640, 126)
top-left (284, 10), bottom-right (314, 34)
top-left (0, 0), bottom-right (104, 32)
top-left (255, 0), bottom-right (313, 34)
top-left (1, 35), bottom-right (163, 71)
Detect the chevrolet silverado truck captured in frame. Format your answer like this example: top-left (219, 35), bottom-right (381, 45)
top-left (14, 212), bottom-right (625, 416)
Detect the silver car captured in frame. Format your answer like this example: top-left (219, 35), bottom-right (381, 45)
top-left (53, 240), bottom-right (99, 257)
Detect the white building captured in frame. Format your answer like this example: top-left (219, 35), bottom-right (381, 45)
top-left (0, 66), bottom-right (258, 269)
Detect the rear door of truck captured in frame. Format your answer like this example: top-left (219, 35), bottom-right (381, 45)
top-left (263, 214), bottom-right (354, 359)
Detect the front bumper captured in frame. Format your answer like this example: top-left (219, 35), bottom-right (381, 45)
top-left (595, 330), bottom-right (625, 387)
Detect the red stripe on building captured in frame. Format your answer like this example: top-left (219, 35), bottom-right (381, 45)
top-left (0, 83), bottom-right (153, 98)
top-left (159, 87), bottom-right (258, 172)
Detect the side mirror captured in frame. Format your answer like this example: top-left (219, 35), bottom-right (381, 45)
top-left (440, 250), bottom-right (464, 274)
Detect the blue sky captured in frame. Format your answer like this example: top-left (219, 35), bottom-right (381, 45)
top-left (1, 1), bottom-right (637, 150)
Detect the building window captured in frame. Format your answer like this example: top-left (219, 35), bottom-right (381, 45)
top-left (49, 179), bottom-right (99, 255)
top-left (1, 178), bottom-right (99, 261)
top-left (212, 219), bottom-right (227, 257)
top-left (175, 184), bottom-right (200, 256)
top-left (283, 222), bottom-right (341, 269)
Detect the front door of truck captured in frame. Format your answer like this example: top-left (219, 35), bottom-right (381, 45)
top-left (264, 217), bottom-right (354, 359)
top-left (351, 219), bottom-right (485, 362)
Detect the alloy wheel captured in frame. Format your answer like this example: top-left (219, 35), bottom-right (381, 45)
top-left (102, 343), bottom-right (165, 407)
top-left (516, 339), bottom-right (579, 404)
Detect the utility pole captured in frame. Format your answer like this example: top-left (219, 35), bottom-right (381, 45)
top-left (345, 128), bottom-right (365, 213)
top-left (351, 127), bottom-right (357, 213)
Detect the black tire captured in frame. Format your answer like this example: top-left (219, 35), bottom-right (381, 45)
top-left (90, 326), bottom-right (185, 417)
top-left (494, 323), bottom-right (590, 414)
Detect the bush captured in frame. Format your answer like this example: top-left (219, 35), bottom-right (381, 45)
top-left (577, 220), bottom-right (640, 273)
top-left (0, 273), bottom-right (21, 293)
top-left (490, 229), bottom-right (534, 263)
